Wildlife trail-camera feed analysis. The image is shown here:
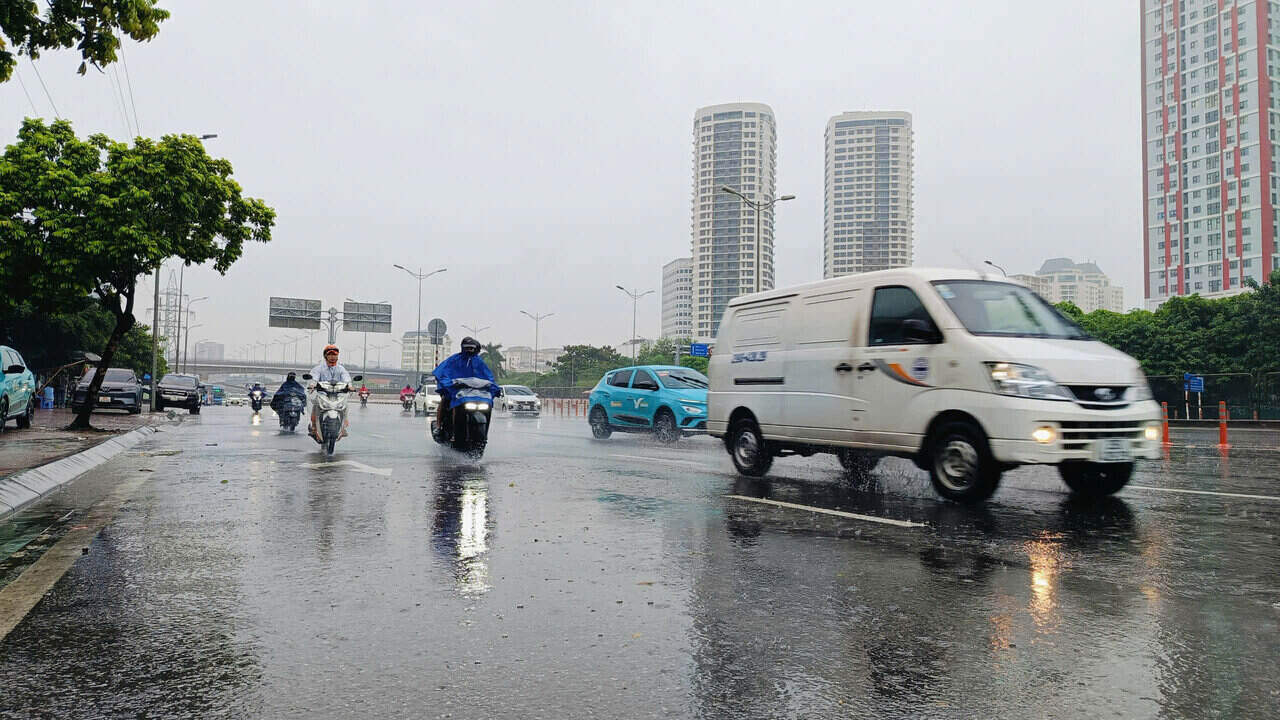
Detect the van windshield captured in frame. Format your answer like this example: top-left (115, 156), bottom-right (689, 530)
top-left (931, 281), bottom-right (1091, 340)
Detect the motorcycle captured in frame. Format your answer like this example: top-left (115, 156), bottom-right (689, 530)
top-left (401, 395), bottom-right (414, 412)
top-left (359, 388), bottom-right (370, 408)
top-left (249, 387), bottom-right (265, 414)
top-left (271, 386), bottom-right (307, 432)
top-left (431, 378), bottom-right (500, 459)
top-left (304, 373), bottom-right (363, 455)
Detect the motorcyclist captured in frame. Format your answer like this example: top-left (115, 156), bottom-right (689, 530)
top-left (432, 336), bottom-right (498, 439)
top-left (308, 344), bottom-right (353, 442)
top-left (249, 382), bottom-right (267, 409)
top-left (400, 384), bottom-right (415, 400)
top-left (270, 372), bottom-right (307, 413)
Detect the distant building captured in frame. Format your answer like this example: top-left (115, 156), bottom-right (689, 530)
top-left (193, 341), bottom-right (224, 362)
top-left (661, 257), bottom-right (693, 339)
top-left (505, 346), bottom-right (563, 373)
top-left (1141, 2), bottom-right (1278, 307)
top-left (691, 102), bottom-right (779, 340)
top-left (401, 331), bottom-right (450, 375)
top-left (1013, 258), bottom-right (1125, 313)
top-left (824, 111), bottom-right (914, 278)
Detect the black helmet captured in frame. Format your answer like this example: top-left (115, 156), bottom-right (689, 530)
top-left (460, 336), bottom-right (481, 355)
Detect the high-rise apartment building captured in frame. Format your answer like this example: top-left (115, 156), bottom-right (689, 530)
top-left (823, 111), bottom-right (914, 278)
top-left (691, 102), bottom-right (778, 340)
top-left (1141, 0), bottom-right (1279, 309)
top-left (1013, 258), bottom-right (1127, 313)
top-left (400, 331), bottom-right (450, 375)
top-left (661, 257), bottom-right (693, 339)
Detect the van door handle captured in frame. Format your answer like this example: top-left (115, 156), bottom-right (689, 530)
top-left (834, 363), bottom-right (853, 373)
top-left (857, 362), bottom-right (876, 373)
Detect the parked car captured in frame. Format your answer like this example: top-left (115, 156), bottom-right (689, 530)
top-left (155, 373), bottom-right (202, 414)
top-left (72, 368), bottom-right (144, 414)
top-left (226, 395), bottom-right (246, 406)
top-left (587, 365), bottom-right (708, 443)
top-left (707, 267), bottom-right (1163, 503)
top-left (0, 345), bottom-right (37, 431)
top-left (500, 385), bottom-right (541, 415)
top-left (413, 384), bottom-right (438, 417)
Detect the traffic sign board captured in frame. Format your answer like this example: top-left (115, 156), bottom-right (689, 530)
top-left (427, 318), bottom-right (447, 345)
top-left (1184, 373), bottom-right (1205, 392)
top-left (342, 302), bottom-right (392, 333)
top-left (689, 343), bottom-right (710, 358)
top-left (268, 297), bottom-right (322, 329)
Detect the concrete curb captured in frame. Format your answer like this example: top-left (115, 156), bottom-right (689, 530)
top-left (0, 425), bottom-right (157, 519)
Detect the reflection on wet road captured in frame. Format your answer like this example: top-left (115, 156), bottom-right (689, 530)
top-left (0, 406), bottom-right (1277, 718)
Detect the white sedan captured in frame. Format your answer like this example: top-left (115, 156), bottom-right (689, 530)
top-left (499, 385), bottom-right (541, 415)
top-left (413, 385), bottom-right (438, 417)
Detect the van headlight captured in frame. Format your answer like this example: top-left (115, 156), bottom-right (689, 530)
top-left (984, 362), bottom-right (1073, 401)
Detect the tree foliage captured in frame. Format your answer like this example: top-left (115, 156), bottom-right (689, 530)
top-left (481, 342), bottom-right (506, 379)
top-left (634, 337), bottom-right (708, 374)
top-left (0, 0), bottom-right (168, 82)
top-left (1057, 271), bottom-right (1280, 377)
top-left (0, 297), bottom-right (165, 379)
top-left (0, 119), bottom-right (273, 427)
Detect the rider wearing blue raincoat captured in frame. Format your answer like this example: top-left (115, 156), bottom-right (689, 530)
top-left (432, 337), bottom-right (499, 436)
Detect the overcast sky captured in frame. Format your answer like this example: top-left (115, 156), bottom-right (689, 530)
top-left (1, 1), bottom-right (1139, 366)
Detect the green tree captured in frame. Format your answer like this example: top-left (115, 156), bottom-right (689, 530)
top-left (482, 342), bottom-right (506, 379)
top-left (0, 119), bottom-right (274, 428)
top-left (547, 344), bottom-right (626, 387)
top-left (0, 297), bottom-right (166, 380)
top-left (1, 0), bottom-right (169, 82)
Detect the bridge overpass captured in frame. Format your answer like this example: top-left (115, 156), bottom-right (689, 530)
top-left (185, 360), bottom-right (416, 386)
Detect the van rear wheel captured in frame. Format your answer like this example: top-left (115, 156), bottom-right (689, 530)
top-left (927, 421), bottom-right (1001, 504)
top-left (1059, 462), bottom-right (1133, 498)
top-left (729, 418), bottom-right (773, 477)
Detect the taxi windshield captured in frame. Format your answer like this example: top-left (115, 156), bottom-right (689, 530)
top-left (657, 369), bottom-right (708, 389)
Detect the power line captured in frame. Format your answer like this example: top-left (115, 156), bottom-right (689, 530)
top-left (14, 68), bottom-right (39, 116)
top-left (28, 60), bottom-right (60, 119)
top-left (110, 65), bottom-right (135, 136)
top-left (107, 66), bottom-right (133, 136)
top-left (119, 42), bottom-right (141, 136)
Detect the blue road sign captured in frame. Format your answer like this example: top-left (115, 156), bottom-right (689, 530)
top-left (1184, 373), bottom-right (1204, 392)
top-left (689, 343), bottom-right (709, 358)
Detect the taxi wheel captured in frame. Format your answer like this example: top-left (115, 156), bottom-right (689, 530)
top-left (1059, 462), bottom-right (1133, 497)
top-left (16, 396), bottom-right (35, 429)
top-left (0, 399), bottom-right (7, 434)
top-left (927, 421), bottom-right (1001, 504)
top-left (589, 406), bottom-right (612, 439)
top-left (729, 418), bottom-right (773, 477)
top-left (653, 410), bottom-right (679, 445)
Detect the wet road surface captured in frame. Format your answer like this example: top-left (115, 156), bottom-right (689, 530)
top-left (1, 406), bottom-right (1278, 718)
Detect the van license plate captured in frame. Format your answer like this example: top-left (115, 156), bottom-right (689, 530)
top-left (1097, 438), bottom-right (1133, 463)
top-left (98, 395), bottom-right (111, 403)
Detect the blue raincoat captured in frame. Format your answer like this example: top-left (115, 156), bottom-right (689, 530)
top-left (432, 353), bottom-right (499, 409)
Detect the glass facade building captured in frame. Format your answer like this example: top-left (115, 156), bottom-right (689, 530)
top-left (823, 111), bottom-right (914, 278)
top-left (690, 103), bottom-right (778, 340)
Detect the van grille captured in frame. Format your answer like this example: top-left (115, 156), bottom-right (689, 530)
top-left (1066, 385), bottom-right (1131, 410)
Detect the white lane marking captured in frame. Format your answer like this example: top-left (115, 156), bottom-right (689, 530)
top-left (1127, 485), bottom-right (1280, 502)
top-left (299, 460), bottom-right (393, 477)
top-left (610, 453), bottom-right (715, 469)
top-left (724, 494), bottom-right (927, 528)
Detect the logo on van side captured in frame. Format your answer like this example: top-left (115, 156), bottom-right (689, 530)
top-left (911, 357), bottom-right (929, 381)
top-left (731, 351), bottom-right (768, 364)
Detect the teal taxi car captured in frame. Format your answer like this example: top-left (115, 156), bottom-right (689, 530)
top-left (0, 345), bottom-right (37, 431)
top-left (587, 365), bottom-right (708, 443)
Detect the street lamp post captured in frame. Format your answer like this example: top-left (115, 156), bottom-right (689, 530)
top-left (615, 286), bottom-right (654, 361)
top-left (150, 263), bottom-right (161, 411)
top-left (984, 260), bottom-right (1008, 277)
top-left (393, 265), bottom-right (447, 383)
top-left (520, 311), bottom-right (554, 375)
top-left (720, 186), bottom-right (795, 294)
top-left (190, 338), bottom-right (211, 376)
top-left (370, 343), bottom-right (389, 368)
top-left (461, 324), bottom-right (490, 341)
top-left (182, 296), bottom-right (208, 373)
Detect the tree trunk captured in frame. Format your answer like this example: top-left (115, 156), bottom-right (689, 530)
top-left (67, 289), bottom-right (137, 430)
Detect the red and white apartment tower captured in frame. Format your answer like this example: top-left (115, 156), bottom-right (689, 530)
top-left (1141, 0), bottom-right (1279, 308)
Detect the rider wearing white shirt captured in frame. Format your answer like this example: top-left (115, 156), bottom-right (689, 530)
top-left (308, 344), bottom-right (352, 441)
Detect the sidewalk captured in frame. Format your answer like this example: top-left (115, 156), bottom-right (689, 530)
top-left (0, 409), bottom-right (154, 479)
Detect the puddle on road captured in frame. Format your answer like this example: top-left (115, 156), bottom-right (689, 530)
top-left (0, 506), bottom-right (79, 590)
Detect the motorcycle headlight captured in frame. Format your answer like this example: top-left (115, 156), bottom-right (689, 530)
top-left (681, 404), bottom-right (705, 414)
top-left (984, 362), bottom-right (1073, 401)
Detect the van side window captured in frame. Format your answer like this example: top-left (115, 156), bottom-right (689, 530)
top-left (869, 286), bottom-right (939, 346)
top-left (608, 370), bottom-right (634, 388)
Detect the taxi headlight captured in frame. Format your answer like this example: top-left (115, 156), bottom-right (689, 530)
top-left (984, 362), bottom-right (1073, 401)
top-left (681, 404), bottom-right (705, 414)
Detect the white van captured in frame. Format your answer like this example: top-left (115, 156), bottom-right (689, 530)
top-left (707, 268), bottom-right (1163, 503)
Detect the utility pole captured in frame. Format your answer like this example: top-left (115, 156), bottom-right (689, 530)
top-left (520, 311), bottom-right (554, 375)
top-left (720, 186), bottom-right (795, 293)
top-left (150, 263), bottom-right (160, 411)
top-left (394, 265), bottom-right (447, 383)
top-left (615, 286), bottom-right (654, 361)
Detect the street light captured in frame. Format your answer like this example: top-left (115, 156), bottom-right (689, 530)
top-left (721, 186), bottom-right (795, 294)
top-left (520, 310), bottom-right (554, 375)
top-left (346, 297), bottom-right (389, 374)
top-left (190, 337), bottom-right (211, 375)
top-left (370, 343), bottom-right (389, 368)
top-left (461, 324), bottom-right (490, 341)
top-left (615, 286), bottom-right (654, 361)
top-left (182, 296), bottom-right (209, 373)
top-left (393, 265), bottom-right (447, 382)
top-left (984, 260), bottom-right (1008, 277)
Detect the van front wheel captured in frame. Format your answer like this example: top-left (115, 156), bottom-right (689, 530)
top-left (1059, 462), bottom-right (1133, 497)
top-left (927, 421), bottom-right (1001, 504)
top-left (729, 418), bottom-right (773, 477)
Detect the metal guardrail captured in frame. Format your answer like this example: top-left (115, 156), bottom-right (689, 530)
top-left (1150, 372), bottom-right (1280, 420)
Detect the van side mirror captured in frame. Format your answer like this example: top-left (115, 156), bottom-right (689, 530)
top-left (4, 364), bottom-right (23, 375)
top-left (352, 375), bottom-right (363, 382)
top-left (902, 319), bottom-right (940, 344)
